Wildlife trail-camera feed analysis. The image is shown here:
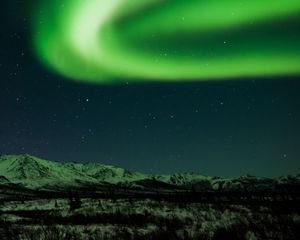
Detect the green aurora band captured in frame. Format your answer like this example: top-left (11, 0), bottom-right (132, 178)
top-left (33, 0), bottom-right (300, 83)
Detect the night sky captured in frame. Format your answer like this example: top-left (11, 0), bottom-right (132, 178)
top-left (1, 1), bottom-right (300, 177)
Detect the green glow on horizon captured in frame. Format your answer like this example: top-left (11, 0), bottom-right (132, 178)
top-left (33, 0), bottom-right (300, 83)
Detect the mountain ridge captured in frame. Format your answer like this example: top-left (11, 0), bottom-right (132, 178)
top-left (0, 154), bottom-right (299, 192)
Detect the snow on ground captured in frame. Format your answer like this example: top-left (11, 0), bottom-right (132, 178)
top-left (0, 198), bottom-right (299, 240)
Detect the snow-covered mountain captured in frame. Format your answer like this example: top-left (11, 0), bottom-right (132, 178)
top-left (0, 154), bottom-right (147, 189)
top-left (0, 154), bottom-right (299, 192)
top-left (0, 175), bottom-right (11, 185)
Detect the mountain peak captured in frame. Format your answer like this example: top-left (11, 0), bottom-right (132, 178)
top-left (0, 154), bottom-right (299, 192)
top-left (0, 154), bottom-right (51, 181)
top-left (0, 154), bottom-right (147, 189)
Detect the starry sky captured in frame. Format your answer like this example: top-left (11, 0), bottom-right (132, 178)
top-left (1, 0), bottom-right (300, 177)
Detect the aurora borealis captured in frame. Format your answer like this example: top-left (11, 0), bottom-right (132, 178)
top-left (1, 0), bottom-right (300, 177)
top-left (33, 0), bottom-right (300, 83)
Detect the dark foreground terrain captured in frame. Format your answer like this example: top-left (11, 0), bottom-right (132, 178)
top-left (0, 192), bottom-right (299, 240)
top-left (0, 155), bottom-right (299, 239)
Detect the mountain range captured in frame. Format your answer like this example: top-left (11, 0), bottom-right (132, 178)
top-left (0, 154), bottom-right (299, 193)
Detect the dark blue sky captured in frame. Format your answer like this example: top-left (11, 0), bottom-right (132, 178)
top-left (0, 1), bottom-right (299, 177)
